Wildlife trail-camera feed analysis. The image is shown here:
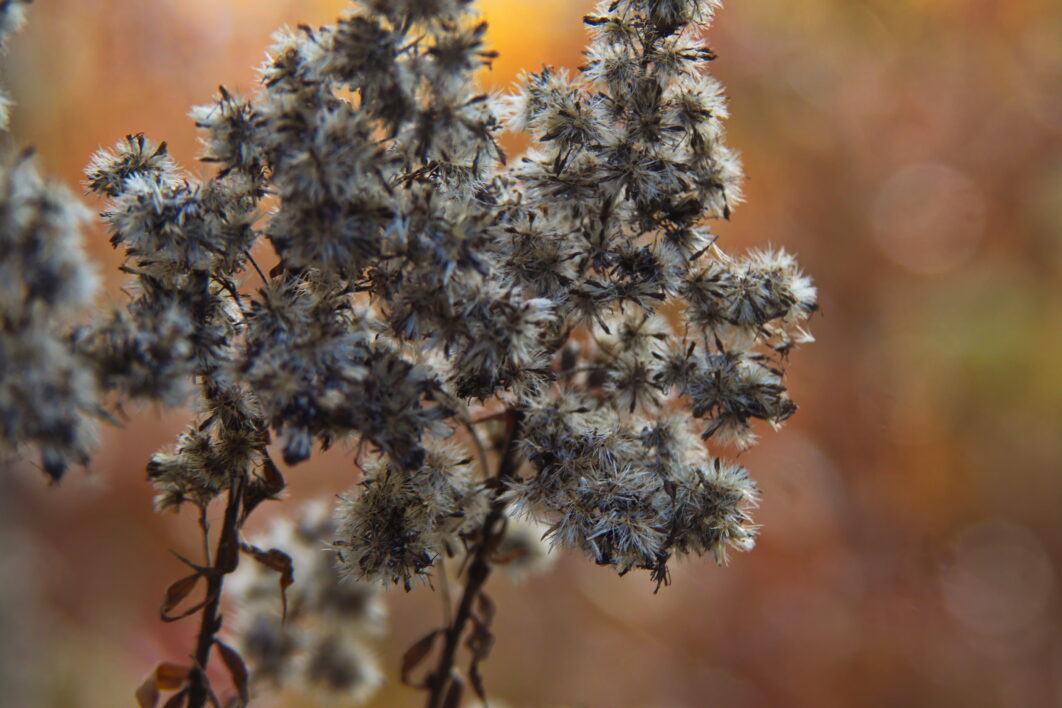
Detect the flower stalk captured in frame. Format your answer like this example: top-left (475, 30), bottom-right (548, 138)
top-left (425, 408), bottom-right (524, 707)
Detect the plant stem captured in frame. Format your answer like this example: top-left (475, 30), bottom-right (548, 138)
top-left (186, 472), bottom-right (245, 708)
top-left (425, 409), bottom-right (523, 708)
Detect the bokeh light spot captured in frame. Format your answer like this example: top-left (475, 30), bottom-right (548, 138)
top-left (939, 520), bottom-right (1054, 637)
top-left (871, 162), bottom-right (986, 274)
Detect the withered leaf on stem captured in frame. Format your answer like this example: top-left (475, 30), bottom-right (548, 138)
top-left (214, 639), bottom-right (250, 707)
top-left (466, 614), bottom-right (495, 701)
top-left (241, 456), bottom-right (286, 521)
top-left (466, 616), bottom-right (494, 661)
top-left (162, 690), bottom-right (190, 708)
top-left (156, 663), bottom-right (193, 691)
top-left (469, 657), bottom-right (487, 702)
top-left (136, 663), bottom-right (193, 708)
top-left (259, 455), bottom-right (285, 493)
top-left (475, 590), bottom-right (495, 626)
top-left (465, 590), bottom-right (497, 699)
top-left (401, 628), bottom-right (443, 689)
top-left (160, 572), bottom-right (207, 622)
top-left (239, 543), bottom-right (294, 619)
top-left (135, 675), bottom-right (160, 708)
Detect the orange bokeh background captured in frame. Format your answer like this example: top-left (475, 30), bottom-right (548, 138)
top-left (2, 1), bottom-right (1060, 706)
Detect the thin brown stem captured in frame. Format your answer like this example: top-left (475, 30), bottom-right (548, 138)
top-left (457, 412), bottom-right (490, 479)
top-left (244, 249), bottom-right (269, 288)
top-left (211, 275), bottom-right (250, 319)
top-left (197, 504), bottom-right (212, 567)
top-left (425, 409), bottom-right (523, 708)
top-left (186, 472), bottom-right (245, 708)
top-left (437, 556), bottom-right (453, 628)
top-left (470, 409), bottom-right (508, 425)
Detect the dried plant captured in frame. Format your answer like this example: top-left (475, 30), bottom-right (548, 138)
top-left (1, 0), bottom-right (816, 706)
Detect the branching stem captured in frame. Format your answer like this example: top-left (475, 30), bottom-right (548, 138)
top-left (186, 472), bottom-right (245, 708)
top-left (425, 409), bottom-right (523, 708)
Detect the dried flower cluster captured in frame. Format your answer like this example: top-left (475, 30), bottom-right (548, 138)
top-left (2, 0), bottom-right (815, 705)
top-left (226, 502), bottom-right (385, 704)
top-left (336, 440), bottom-right (489, 589)
top-left (0, 0), bottom-right (101, 482)
top-left (0, 150), bottom-right (99, 480)
top-left (0, 0), bottom-right (30, 130)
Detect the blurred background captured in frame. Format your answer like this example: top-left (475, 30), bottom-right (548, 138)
top-left (2, 0), bottom-right (1060, 706)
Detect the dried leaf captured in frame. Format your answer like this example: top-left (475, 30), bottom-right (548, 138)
top-left (160, 573), bottom-right (204, 622)
top-left (241, 456), bottom-right (286, 521)
top-left (240, 544), bottom-right (294, 619)
top-left (240, 481), bottom-right (268, 522)
top-left (466, 620), bottom-right (493, 658)
top-left (170, 550), bottom-right (209, 574)
top-left (161, 599), bottom-right (209, 623)
top-left (240, 544), bottom-right (289, 574)
top-left (214, 640), bottom-right (250, 707)
top-left (156, 663), bottom-right (192, 691)
top-left (469, 658), bottom-right (487, 701)
top-left (466, 597), bottom-right (496, 702)
top-left (135, 674), bottom-right (159, 708)
top-left (137, 663), bottom-right (192, 707)
top-left (476, 591), bottom-right (496, 626)
top-left (401, 628), bottom-right (442, 688)
top-left (259, 455), bottom-right (285, 495)
top-left (161, 689), bottom-right (188, 708)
